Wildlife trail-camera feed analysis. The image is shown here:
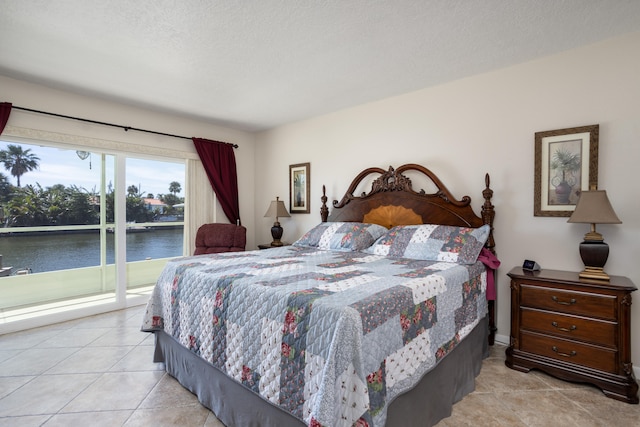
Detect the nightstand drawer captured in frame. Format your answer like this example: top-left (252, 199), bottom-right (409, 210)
top-left (521, 308), bottom-right (616, 347)
top-left (521, 331), bottom-right (617, 373)
top-left (520, 284), bottom-right (617, 320)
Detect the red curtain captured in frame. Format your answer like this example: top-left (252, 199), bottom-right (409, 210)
top-left (0, 102), bottom-right (11, 134)
top-left (193, 138), bottom-right (241, 225)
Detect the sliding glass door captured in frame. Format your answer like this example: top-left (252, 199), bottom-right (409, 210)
top-left (0, 139), bottom-right (185, 322)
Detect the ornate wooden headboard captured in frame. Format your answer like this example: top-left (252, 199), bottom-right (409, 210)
top-left (320, 163), bottom-right (495, 254)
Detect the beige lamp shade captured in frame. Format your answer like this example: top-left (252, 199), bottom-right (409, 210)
top-left (264, 196), bottom-right (290, 220)
top-left (567, 190), bottom-right (621, 225)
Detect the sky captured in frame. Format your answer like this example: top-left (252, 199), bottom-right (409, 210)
top-left (0, 142), bottom-right (184, 197)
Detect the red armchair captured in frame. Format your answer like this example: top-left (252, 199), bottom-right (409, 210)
top-left (194, 223), bottom-right (247, 255)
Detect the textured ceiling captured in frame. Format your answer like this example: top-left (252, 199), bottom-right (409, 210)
top-left (2, 1), bottom-right (640, 132)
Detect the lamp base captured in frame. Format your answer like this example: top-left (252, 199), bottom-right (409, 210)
top-left (270, 222), bottom-right (284, 247)
top-left (578, 240), bottom-right (610, 282)
top-left (578, 266), bottom-right (610, 281)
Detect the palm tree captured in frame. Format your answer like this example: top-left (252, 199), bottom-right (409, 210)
top-left (127, 185), bottom-right (140, 197)
top-left (0, 144), bottom-right (40, 187)
top-left (169, 181), bottom-right (181, 196)
top-left (0, 172), bottom-right (11, 201)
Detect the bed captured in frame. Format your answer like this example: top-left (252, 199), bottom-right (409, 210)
top-left (142, 163), bottom-right (498, 427)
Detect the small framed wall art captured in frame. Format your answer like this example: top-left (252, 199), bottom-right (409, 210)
top-left (289, 162), bottom-right (310, 214)
top-left (534, 124), bottom-right (599, 217)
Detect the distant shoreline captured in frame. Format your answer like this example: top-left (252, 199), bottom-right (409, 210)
top-left (0, 225), bottom-right (181, 237)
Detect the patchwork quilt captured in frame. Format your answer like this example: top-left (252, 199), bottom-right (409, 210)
top-left (141, 246), bottom-right (488, 427)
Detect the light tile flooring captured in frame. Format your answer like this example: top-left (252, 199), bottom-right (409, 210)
top-left (0, 306), bottom-right (638, 426)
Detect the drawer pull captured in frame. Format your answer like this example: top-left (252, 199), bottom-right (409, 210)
top-left (551, 296), bottom-right (576, 306)
top-left (551, 321), bottom-right (577, 333)
top-left (552, 346), bottom-right (577, 358)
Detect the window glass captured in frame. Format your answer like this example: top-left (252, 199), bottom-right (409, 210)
top-left (124, 157), bottom-right (184, 264)
top-left (0, 142), bottom-right (112, 274)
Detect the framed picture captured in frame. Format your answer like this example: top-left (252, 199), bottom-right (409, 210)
top-left (289, 162), bottom-right (310, 214)
top-left (534, 124), bottom-right (599, 217)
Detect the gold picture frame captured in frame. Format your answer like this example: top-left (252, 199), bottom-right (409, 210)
top-left (289, 162), bottom-right (310, 214)
top-left (534, 124), bottom-right (599, 217)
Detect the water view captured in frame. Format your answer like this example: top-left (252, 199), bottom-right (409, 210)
top-left (0, 228), bottom-right (183, 274)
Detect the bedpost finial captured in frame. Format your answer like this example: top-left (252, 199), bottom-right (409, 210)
top-left (482, 174), bottom-right (493, 202)
top-left (320, 185), bottom-right (329, 222)
top-left (481, 173), bottom-right (495, 254)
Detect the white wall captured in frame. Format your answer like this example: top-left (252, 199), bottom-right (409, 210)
top-left (0, 75), bottom-right (257, 250)
top-left (255, 32), bottom-right (640, 367)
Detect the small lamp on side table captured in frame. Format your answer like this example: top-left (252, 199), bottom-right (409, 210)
top-left (264, 196), bottom-right (290, 247)
top-left (567, 188), bottom-right (622, 281)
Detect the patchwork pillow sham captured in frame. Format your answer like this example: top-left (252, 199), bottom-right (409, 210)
top-left (292, 222), bottom-right (388, 252)
top-left (365, 224), bottom-right (490, 264)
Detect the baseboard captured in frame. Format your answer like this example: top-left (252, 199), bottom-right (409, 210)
top-left (494, 333), bottom-right (509, 346)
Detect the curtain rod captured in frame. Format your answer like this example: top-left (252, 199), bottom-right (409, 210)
top-left (12, 105), bottom-right (239, 148)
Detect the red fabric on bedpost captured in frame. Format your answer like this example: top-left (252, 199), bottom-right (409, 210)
top-left (193, 137), bottom-right (241, 225)
top-left (0, 102), bottom-right (12, 134)
top-left (478, 247), bottom-right (500, 300)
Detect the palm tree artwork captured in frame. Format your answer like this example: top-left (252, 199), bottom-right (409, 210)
top-left (0, 144), bottom-right (40, 187)
top-left (549, 144), bottom-right (581, 204)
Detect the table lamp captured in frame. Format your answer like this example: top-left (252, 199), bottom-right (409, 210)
top-left (567, 188), bottom-right (621, 281)
top-left (264, 196), bottom-right (290, 246)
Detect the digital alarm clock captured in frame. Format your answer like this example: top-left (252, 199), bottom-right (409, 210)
top-left (522, 259), bottom-right (541, 271)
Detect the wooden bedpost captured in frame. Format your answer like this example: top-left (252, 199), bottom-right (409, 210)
top-left (482, 173), bottom-right (497, 346)
top-left (320, 185), bottom-right (329, 222)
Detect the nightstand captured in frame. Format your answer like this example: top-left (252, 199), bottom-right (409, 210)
top-left (506, 267), bottom-right (638, 403)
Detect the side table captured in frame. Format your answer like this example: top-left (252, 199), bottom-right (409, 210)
top-left (506, 267), bottom-right (638, 403)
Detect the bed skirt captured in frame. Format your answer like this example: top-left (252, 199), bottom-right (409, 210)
top-left (153, 315), bottom-right (489, 427)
